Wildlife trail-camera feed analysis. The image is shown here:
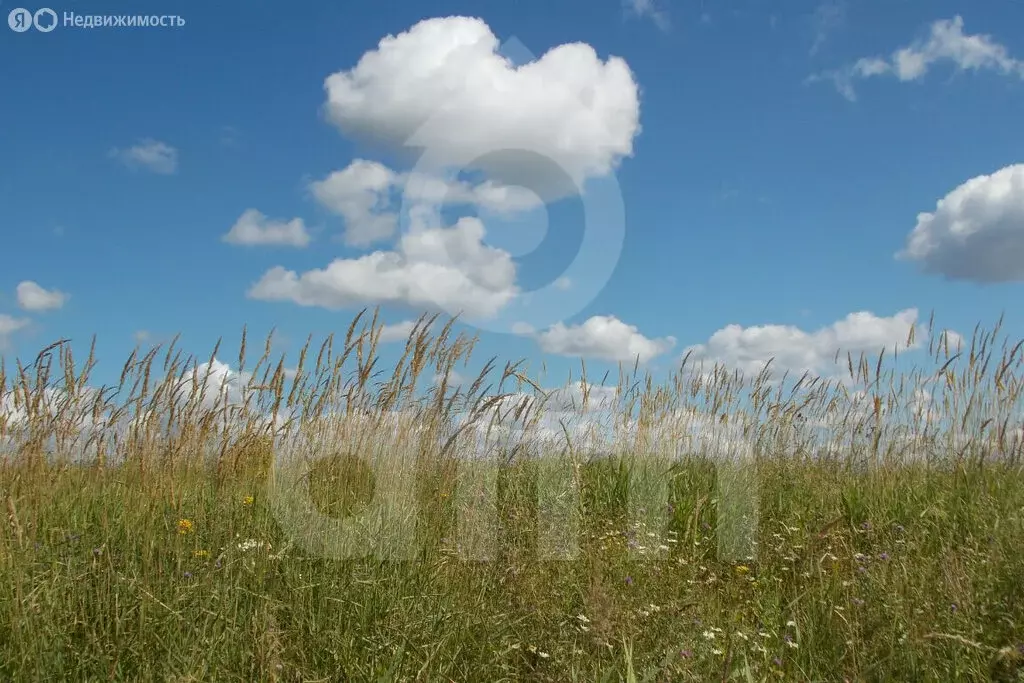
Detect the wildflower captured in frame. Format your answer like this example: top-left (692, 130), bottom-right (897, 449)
top-left (624, 575), bottom-right (633, 586)
top-left (177, 519), bottom-right (194, 535)
top-left (711, 648), bottom-right (724, 655)
top-left (237, 539), bottom-right (271, 552)
top-left (183, 571), bottom-right (193, 579)
top-left (92, 547), bottom-right (102, 557)
top-left (878, 552), bottom-right (890, 561)
top-left (576, 614), bottom-right (590, 624)
top-left (242, 495), bottom-right (254, 506)
top-left (773, 657), bottom-right (783, 667)
top-left (680, 649), bottom-right (692, 658)
top-left (950, 603), bottom-right (958, 613)
top-left (860, 521), bottom-right (871, 531)
top-left (784, 634), bottom-right (798, 649)
top-left (852, 597), bottom-right (865, 607)
top-left (193, 549), bottom-right (210, 558)
top-left (703, 630), bottom-right (716, 641)
top-left (786, 620), bottom-right (796, 628)
top-left (735, 564), bottom-right (751, 574)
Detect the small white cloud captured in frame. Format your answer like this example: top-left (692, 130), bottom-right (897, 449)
top-left (378, 320), bottom-right (419, 343)
top-left (310, 160), bottom-right (399, 247)
top-left (109, 138), bottom-right (178, 174)
top-left (898, 164), bottom-right (1024, 283)
top-left (311, 161), bottom-right (544, 247)
top-left (510, 321), bottom-right (536, 336)
top-left (0, 314), bottom-right (30, 350)
top-left (811, 16), bottom-right (1024, 100)
top-left (133, 330), bottom-right (151, 345)
top-left (938, 329), bottom-right (965, 352)
top-left (553, 276), bottom-right (572, 291)
top-left (535, 315), bottom-right (676, 363)
top-left (624, 0), bottom-right (670, 31)
top-left (16, 281), bottom-right (67, 312)
top-left (222, 209), bottom-right (311, 248)
top-left (682, 308), bottom-right (922, 379)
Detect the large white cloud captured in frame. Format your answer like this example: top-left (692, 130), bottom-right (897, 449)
top-left (222, 209), bottom-right (311, 248)
top-left (898, 164), bottom-right (1024, 283)
top-left (682, 309), bottom-right (922, 379)
top-left (247, 216), bottom-right (518, 318)
top-left (812, 16), bottom-right (1024, 100)
top-left (535, 315), bottom-right (676, 363)
top-left (321, 16), bottom-right (640, 190)
top-left (16, 281), bottom-right (67, 312)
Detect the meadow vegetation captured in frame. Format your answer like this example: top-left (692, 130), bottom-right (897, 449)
top-left (1, 310), bottom-right (1024, 681)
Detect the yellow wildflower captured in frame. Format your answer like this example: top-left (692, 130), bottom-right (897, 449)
top-left (177, 518), bottom-right (194, 534)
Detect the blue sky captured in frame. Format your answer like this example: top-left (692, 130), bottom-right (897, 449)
top-left (1, 0), bottom-right (1022, 393)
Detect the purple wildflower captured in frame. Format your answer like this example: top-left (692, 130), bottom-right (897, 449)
top-left (773, 657), bottom-right (783, 667)
top-left (878, 552), bottom-right (890, 561)
top-left (680, 649), bottom-right (692, 658)
top-left (625, 575), bottom-right (633, 586)
top-left (183, 571), bottom-right (193, 579)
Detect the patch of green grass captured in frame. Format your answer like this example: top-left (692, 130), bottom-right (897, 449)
top-left (0, 311), bottom-right (1022, 681)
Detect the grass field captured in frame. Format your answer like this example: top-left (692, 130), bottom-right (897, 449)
top-left (2, 311), bottom-right (1024, 681)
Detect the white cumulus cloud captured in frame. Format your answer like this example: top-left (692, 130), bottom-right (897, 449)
top-left (247, 216), bottom-right (518, 319)
top-left (0, 314), bottom-right (30, 350)
top-left (310, 160), bottom-right (399, 247)
top-left (310, 160), bottom-right (543, 247)
top-left (16, 281), bottom-right (67, 312)
top-left (811, 16), bottom-right (1024, 100)
top-left (682, 308), bottom-right (922, 379)
top-left (378, 320), bottom-right (420, 343)
top-left (322, 16), bottom-right (640, 193)
top-left (898, 164), bottom-right (1024, 283)
top-left (109, 138), bottom-right (179, 174)
top-left (222, 209), bottom-right (311, 248)
top-left (535, 315), bottom-right (676, 363)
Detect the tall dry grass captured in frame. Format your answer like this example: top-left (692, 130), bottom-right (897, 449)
top-left (1, 309), bottom-right (1023, 681)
